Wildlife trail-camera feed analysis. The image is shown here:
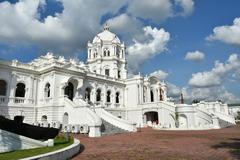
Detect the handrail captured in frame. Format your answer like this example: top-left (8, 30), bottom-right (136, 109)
top-left (95, 107), bottom-right (136, 132)
top-left (195, 107), bottom-right (213, 123)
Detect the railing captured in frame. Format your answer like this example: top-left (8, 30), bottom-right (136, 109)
top-left (138, 101), bottom-right (175, 113)
top-left (0, 96), bottom-right (6, 104)
top-left (95, 107), bottom-right (137, 132)
top-left (8, 97), bottom-right (34, 105)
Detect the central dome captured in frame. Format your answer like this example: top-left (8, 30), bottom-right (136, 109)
top-left (92, 24), bottom-right (121, 44)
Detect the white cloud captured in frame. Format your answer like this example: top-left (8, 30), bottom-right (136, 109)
top-left (150, 70), bottom-right (169, 80)
top-left (127, 26), bottom-right (170, 73)
top-left (0, 0), bottom-right (128, 55)
top-left (185, 50), bottom-right (205, 62)
top-left (189, 54), bottom-right (240, 88)
top-left (106, 13), bottom-right (143, 43)
top-left (175, 0), bottom-right (194, 16)
top-left (207, 17), bottom-right (240, 46)
top-left (127, 0), bottom-right (173, 22)
top-left (0, 0), bottom-right (195, 58)
top-left (181, 87), bottom-right (239, 104)
top-left (167, 82), bottom-right (181, 98)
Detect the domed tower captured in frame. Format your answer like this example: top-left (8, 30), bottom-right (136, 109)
top-left (87, 24), bottom-right (127, 79)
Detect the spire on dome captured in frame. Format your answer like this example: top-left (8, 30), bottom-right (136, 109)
top-left (103, 23), bottom-right (110, 31)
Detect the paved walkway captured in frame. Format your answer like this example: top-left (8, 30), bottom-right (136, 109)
top-left (73, 125), bottom-right (240, 160)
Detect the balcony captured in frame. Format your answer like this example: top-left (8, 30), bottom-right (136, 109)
top-left (0, 96), bottom-right (6, 104)
top-left (7, 97), bottom-right (34, 105)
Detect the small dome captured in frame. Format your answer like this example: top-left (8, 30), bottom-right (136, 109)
top-left (92, 24), bottom-right (121, 44)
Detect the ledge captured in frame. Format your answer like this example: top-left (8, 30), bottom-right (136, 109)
top-left (21, 139), bottom-right (80, 160)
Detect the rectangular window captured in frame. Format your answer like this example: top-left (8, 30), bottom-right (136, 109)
top-left (105, 69), bottom-right (109, 76)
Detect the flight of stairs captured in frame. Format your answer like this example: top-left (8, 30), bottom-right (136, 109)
top-left (101, 119), bottom-right (128, 135)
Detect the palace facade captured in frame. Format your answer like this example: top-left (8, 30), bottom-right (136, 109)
top-left (0, 25), bottom-right (235, 137)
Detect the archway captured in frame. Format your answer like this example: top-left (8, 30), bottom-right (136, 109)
top-left (96, 89), bottom-right (101, 102)
top-left (150, 90), bottom-right (154, 102)
top-left (85, 87), bottom-right (91, 101)
top-left (64, 82), bottom-right (74, 101)
top-left (116, 92), bottom-right (120, 104)
top-left (0, 80), bottom-right (7, 96)
top-left (106, 90), bottom-right (111, 103)
top-left (62, 112), bottom-right (69, 125)
top-left (41, 115), bottom-right (47, 122)
top-left (144, 111), bottom-right (159, 125)
top-left (44, 83), bottom-right (51, 98)
top-left (15, 83), bottom-right (25, 97)
top-left (179, 114), bottom-right (188, 128)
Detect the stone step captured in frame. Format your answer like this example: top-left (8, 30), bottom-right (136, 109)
top-left (101, 119), bottom-right (127, 135)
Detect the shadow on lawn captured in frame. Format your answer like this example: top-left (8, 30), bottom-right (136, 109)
top-left (212, 138), bottom-right (240, 159)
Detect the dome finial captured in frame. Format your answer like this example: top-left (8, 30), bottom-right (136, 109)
top-left (103, 22), bottom-right (110, 31)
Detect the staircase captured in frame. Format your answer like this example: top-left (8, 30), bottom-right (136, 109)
top-left (101, 119), bottom-right (127, 135)
top-left (95, 107), bottom-right (137, 132)
top-left (196, 107), bottom-right (235, 128)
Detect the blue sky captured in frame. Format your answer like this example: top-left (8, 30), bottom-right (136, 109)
top-left (0, 0), bottom-right (240, 103)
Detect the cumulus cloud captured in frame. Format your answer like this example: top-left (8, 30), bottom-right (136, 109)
top-left (127, 26), bottom-right (170, 73)
top-left (0, 0), bottom-right (128, 55)
top-left (175, 0), bottom-right (194, 16)
top-left (167, 82), bottom-right (181, 98)
top-left (106, 13), bottom-right (143, 43)
top-left (188, 54), bottom-right (240, 88)
top-left (167, 83), bottom-right (239, 104)
top-left (185, 50), bottom-right (205, 62)
top-left (150, 69), bottom-right (169, 80)
top-left (0, 0), bottom-right (195, 59)
top-left (180, 87), bottom-right (240, 104)
top-left (127, 0), bottom-right (173, 22)
top-left (207, 17), bottom-right (240, 46)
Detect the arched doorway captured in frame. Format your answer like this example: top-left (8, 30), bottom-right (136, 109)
top-left (0, 80), bottom-right (7, 96)
top-left (116, 92), bottom-right (120, 104)
top-left (96, 89), bottom-right (101, 102)
top-left (15, 83), bottom-right (26, 97)
top-left (62, 112), bottom-right (69, 125)
top-left (150, 90), bottom-right (154, 102)
top-left (64, 82), bottom-right (74, 101)
top-left (41, 115), bottom-right (47, 122)
top-left (179, 114), bottom-right (188, 128)
top-left (44, 83), bottom-right (51, 98)
top-left (144, 111), bottom-right (159, 125)
top-left (106, 90), bottom-right (111, 102)
top-left (85, 87), bottom-right (91, 101)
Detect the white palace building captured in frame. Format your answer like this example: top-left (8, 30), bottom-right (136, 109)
top-left (0, 25), bottom-right (236, 137)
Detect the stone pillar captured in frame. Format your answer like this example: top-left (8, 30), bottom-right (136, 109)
top-left (212, 116), bottom-right (220, 129)
top-left (89, 126), bottom-right (101, 137)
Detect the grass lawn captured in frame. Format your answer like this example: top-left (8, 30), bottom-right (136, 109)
top-left (0, 135), bottom-right (74, 160)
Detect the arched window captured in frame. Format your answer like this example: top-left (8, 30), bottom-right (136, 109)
top-left (105, 69), bottom-right (110, 76)
top-left (0, 80), bottom-right (7, 96)
top-left (44, 83), bottom-right (51, 98)
top-left (104, 50), bottom-right (107, 57)
top-left (96, 89), bottom-right (101, 102)
top-left (118, 70), bottom-right (121, 79)
top-left (116, 92), bottom-right (120, 104)
top-left (106, 90), bottom-right (111, 103)
top-left (150, 90), bottom-right (154, 102)
top-left (64, 82), bottom-right (74, 101)
top-left (107, 50), bottom-right (110, 56)
top-left (63, 112), bottom-right (69, 125)
top-left (41, 115), bottom-right (47, 122)
top-left (85, 87), bottom-right (91, 101)
top-left (15, 83), bottom-right (25, 97)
